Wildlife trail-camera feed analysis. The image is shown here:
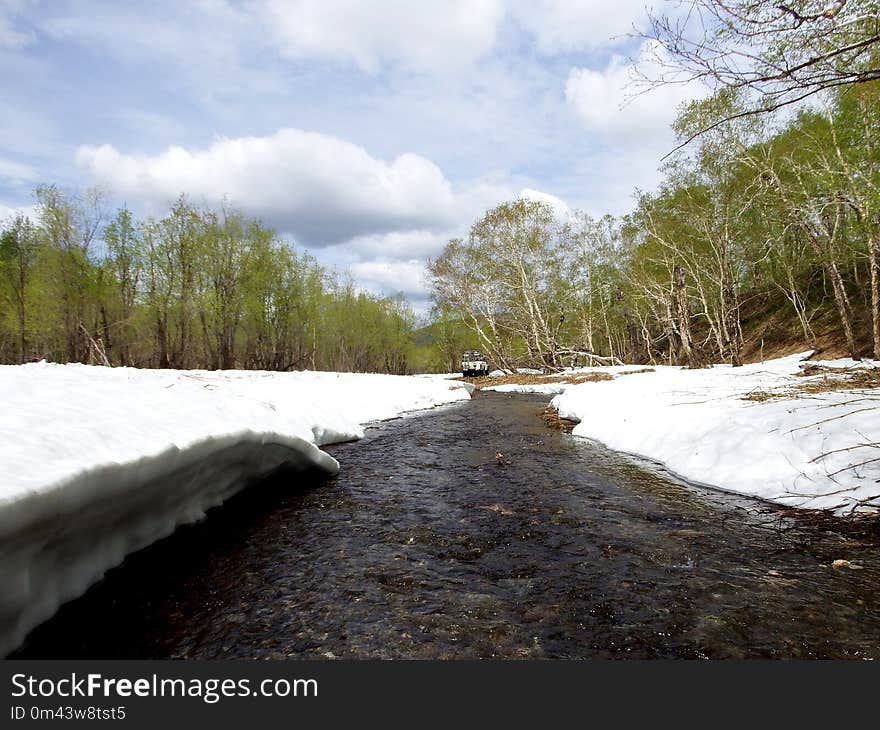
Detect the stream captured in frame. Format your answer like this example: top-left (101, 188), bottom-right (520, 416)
top-left (12, 392), bottom-right (880, 659)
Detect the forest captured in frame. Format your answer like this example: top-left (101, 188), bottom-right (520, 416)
top-left (430, 0), bottom-right (880, 371)
top-left (0, 191), bottom-right (417, 372)
top-left (4, 80), bottom-right (876, 376)
top-left (3, 1), bottom-right (878, 375)
top-left (429, 72), bottom-right (880, 370)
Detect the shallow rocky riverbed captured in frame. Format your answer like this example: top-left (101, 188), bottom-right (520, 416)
top-left (13, 392), bottom-right (880, 659)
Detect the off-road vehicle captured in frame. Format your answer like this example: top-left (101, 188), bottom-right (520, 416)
top-left (461, 350), bottom-right (490, 377)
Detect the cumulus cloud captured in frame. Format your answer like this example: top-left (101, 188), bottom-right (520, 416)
top-left (13, 0), bottom-right (655, 80)
top-left (76, 128), bottom-right (464, 245)
top-left (0, 202), bottom-right (38, 222)
top-left (0, 158), bottom-right (39, 185)
top-left (565, 41), bottom-right (699, 139)
top-left (519, 187), bottom-right (571, 220)
top-left (343, 229), bottom-right (452, 262)
top-left (258, 0), bottom-right (655, 70)
top-left (2, 0), bottom-right (675, 304)
top-left (565, 42), bottom-right (704, 213)
top-left (345, 188), bottom-right (578, 304)
top-left (258, 0), bottom-right (504, 73)
top-left (562, 40), bottom-right (707, 213)
top-left (349, 259), bottom-right (429, 298)
top-left (75, 127), bottom-right (529, 248)
top-left (511, 0), bottom-right (654, 54)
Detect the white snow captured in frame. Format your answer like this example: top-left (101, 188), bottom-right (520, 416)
top-left (807, 357), bottom-right (880, 370)
top-left (547, 353), bottom-right (880, 515)
top-left (0, 362), bottom-right (470, 656)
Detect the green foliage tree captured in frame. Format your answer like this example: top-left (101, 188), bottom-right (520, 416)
top-left (0, 214), bottom-right (38, 362)
top-left (0, 192), bottom-right (420, 373)
top-left (430, 82), bottom-right (879, 367)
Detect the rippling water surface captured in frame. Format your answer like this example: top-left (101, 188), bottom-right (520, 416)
top-left (13, 392), bottom-right (880, 659)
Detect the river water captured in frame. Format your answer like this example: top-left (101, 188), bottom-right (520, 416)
top-left (13, 392), bottom-right (880, 659)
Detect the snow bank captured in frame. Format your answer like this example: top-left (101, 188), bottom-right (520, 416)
top-left (0, 363), bottom-right (470, 656)
top-left (549, 353), bottom-right (880, 515)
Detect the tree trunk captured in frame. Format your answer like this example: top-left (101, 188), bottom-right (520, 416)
top-left (17, 266), bottom-right (26, 364)
top-left (799, 222), bottom-right (859, 359)
top-left (672, 265), bottom-right (704, 368)
top-left (623, 310), bottom-right (643, 364)
top-left (721, 280), bottom-right (742, 367)
top-left (869, 229), bottom-right (880, 360)
top-left (156, 315), bottom-right (170, 369)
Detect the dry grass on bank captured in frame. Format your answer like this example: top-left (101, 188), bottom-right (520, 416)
top-left (742, 365), bottom-right (880, 403)
top-left (540, 406), bottom-right (577, 433)
top-left (458, 371), bottom-right (612, 390)
top-left (459, 367), bottom-right (655, 391)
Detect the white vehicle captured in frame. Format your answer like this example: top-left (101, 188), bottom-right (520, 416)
top-left (461, 350), bottom-right (490, 377)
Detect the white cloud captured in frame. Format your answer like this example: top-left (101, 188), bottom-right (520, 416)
top-left (565, 41), bottom-right (698, 138)
top-left (0, 158), bottom-right (38, 184)
top-left (76, 128), bottom-right (463, 245)
top-left (259, 0), bottom-right (655, 70)
top-left (511, 0), bottom-right (654, 54)
top-left (258, 0), bottom-right (504, 73)
top-left (15, 0), bottom-right (655, 81)
top-left (343, 229), bottom-right (451, 262)
top-left (36, 0), bottom-right (282, 109)
top-left (75, 127), bottom-right (527, 247)
top-left (0, 202), bottom-right (38, 222)
top-left (346, 189), bottom-right (577, 302)
top-left (562, 41), bottom-right (707, 213)
top-left (349, 259), bottom-right (429, 297)
top-left (519, 187), bottom-right (571, 219)
top-left (2, 0), bottom-right (683, 303)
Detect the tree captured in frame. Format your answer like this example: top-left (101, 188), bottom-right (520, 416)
top-left (643, 0), bottom-right (880, 147)
top-left (825, 84), bottom-right (880, 358)
top-left (741, 112), bottom-right (861, 358)
top-left (102, 207), bottom-right (142, 364)
top-left (0, 214), bottom-right (38, 362)
top-left (429, 237), bottom-right (515, 370)
top-left (196, 205), bottom-right (253, 370)
top-left (35, 185), bottom-right (106, 362)
top-left (422, 305), bottom-right (481, 372)
top-left (469, 200), bottom-right (562, 367)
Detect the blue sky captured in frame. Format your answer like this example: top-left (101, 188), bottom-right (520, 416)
top-left (0, 0), bottom-right (697, 311)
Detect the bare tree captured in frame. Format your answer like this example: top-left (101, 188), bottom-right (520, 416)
top-left (641, 0), bottom-right (880, 148)
top-left (672, 264), bottom-right (706, 367)
top-left (428, 237), bottom-right (514, 371)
